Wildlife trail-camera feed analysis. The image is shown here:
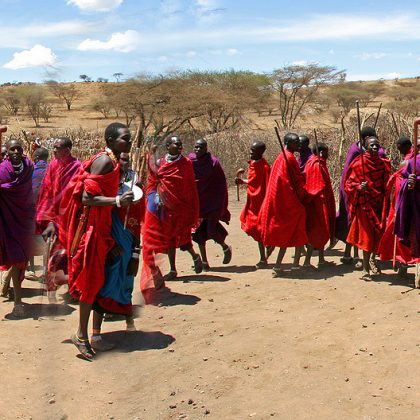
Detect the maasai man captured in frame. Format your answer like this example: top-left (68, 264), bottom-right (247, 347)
top-left (236, 141), bottom-right (271, 268)
top-left (1, 144), bottom-right (8, 160)
top-left (189, 139), bottom-right (231, 270)
top-left (303, 143), bottom-right (336, 268)
top-left (336, 127), bottom-right (386, 266)
top-left (59, 122), bottom-right (134, 360)
top-left (298, 134), bottom-right (313, 172)
top-left (259, 132), bottom-right (309, 277)
top-left (36, 137), bottom-right (81, 295)
top-left (90, 152), bottom-right (143, 351)
top-left (141, 135), bottom-right (202, 292)
top-left (345, 136), bottom-right (390, 280)
top-left (378, 137), bottom-right (416, 274)
top-left (394, 139), bottom-right (420, 266)
top-left (26, 146), bottom-right (49, 280)
top-left (0, 139), bottom-right (34, 317)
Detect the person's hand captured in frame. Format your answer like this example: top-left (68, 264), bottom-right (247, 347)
top-left (127, 252), bottom-right (140, 276)
top-left (359, 181), bottom-right (368, 191)
top-left (120, 190), bottom-right (134, 207)
top-left (235, 177), bottom-right (244, 185)
top-left (42, 222), bottom-right (56, 241)
top-left (408, 174), bottom-right (416, 190)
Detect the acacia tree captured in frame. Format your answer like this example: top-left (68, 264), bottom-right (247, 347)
top-left (270, 63), bottom-right (345, 129)
top-left (1, 90), bottom-right (21, 115)
top-left (47, 81), bottom-right (79, 110)
top-left (18, 85), bottom-right (51, 127)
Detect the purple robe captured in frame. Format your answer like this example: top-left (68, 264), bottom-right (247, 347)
top-left (394, 157), bottom-right (420, 258)
top-left (0, 157), bottom-right (34, 265)
top-left (298, 147), bottom-right (313, 172)
top-left (32, 160), bottom-right (48, 203)
top-left (335, 142), bottom-right (386, 241)
top-left (188, 152), bottom-right (230, 244)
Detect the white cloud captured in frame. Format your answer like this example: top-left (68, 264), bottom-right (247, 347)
top-left (67, 0), bottom-right (123, 12)
top-left (226, 48), bottom-right (239, 56)
top-left (3, 44), bottom-right (57, 69)
top-left (77, 30), bottom-right (140, 52)
top-left (357, 52), bottom-right (387, 60)
top-left (347, 71), bottom-right (401, 81)
top-left (194, 0), bottom-right (223, 23)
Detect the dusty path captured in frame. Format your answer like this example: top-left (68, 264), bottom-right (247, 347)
top-left (0, 197), bottom-right (419, 420)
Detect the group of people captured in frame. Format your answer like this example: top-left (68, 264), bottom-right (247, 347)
top-left (0, 122), bottom-right (418, 361)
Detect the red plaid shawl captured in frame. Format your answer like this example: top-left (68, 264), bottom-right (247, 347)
top-left (345, 153), bottom-right (390, 230)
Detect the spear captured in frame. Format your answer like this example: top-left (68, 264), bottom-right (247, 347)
top-left (373, 102), bottom-right (382, 129)
top-left (236, 168), bottom-right (245, 201)
top-left (356, 100), bottom-right (365, 179)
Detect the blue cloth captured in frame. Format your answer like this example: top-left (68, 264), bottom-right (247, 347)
top-left (32, 160), bottom-right (47, 203)
top-left (100, 211), bottom-right (134, 305)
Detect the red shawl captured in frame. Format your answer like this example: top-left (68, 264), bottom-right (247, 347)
top-left (141, 155), bottom-right (198, 291)
top-left (35, 155), bottom-right (81, 233)
top-left (59, 152), bottom-right (120, 304)
top-left (240, 158), bottom-right (271, 242)
top-left (345, 153), bottom-right (390, 252)
top-left (304, 155), bottom-right (336, 249)
top-left (258, 150), bottom-right (308, 248)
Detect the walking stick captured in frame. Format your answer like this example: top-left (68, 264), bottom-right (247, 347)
top-left (274, 126), bottom-right (297, 192)
top-left (236, 168), bottom-right (245, 201)
top-left (356, 100), bottom-right (365, 180)
top-left (373, 103), bottom-right (382, 129)
top-left (313, 128), bottom-right (320, 159)
top-left (123, 127), bottom-right (142, 229)
top-left (412, 118), bottom-right (420, 288)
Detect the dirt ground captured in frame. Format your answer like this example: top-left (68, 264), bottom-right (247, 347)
top-left (0, 196), bottom-right (419, 420)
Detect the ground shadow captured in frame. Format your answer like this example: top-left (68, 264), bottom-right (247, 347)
top-left (102, 330), bottom-right (176, 353)
top-left (178, 274), bottom-right (230, 283)
top-left (366, 271), bottom-right (417, 289)
top-left (20, 287), bottom-right (45, 298)
top-left (210, 265), bottom-right (257, 274)
top-left (3, 302), bottom-right (75, 320)
top-left (142, 287), bottom-right (201, 306)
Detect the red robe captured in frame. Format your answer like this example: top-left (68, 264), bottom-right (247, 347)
top-left (259, 150), bottom-right (308, 248)
top-left (35, 155), bottom-right (81, 233)
top-left (240, 158), bottom-right (270, 242)
top-left (345, 153), bottom-right (390, 253)
top-left (141, 155), bottom-right (199, 291)
top-left (304, 155), bottom-right (336, 249)
top-left (59, 152), bottom-right (120, 304)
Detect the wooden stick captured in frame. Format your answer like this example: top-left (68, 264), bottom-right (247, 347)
top-left (373, 103), bottom-right (382, 129)
top-left (356, 100), bottom-right (365, 179)
top-left (0, 126), bottom-right (7, 161)
top-left (236, 168), bottom-right (245, 201)
top-left (313, 128), bottom-right (320, 159)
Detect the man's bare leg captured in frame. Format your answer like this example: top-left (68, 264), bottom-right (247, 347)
top-left (361, 250), bottom-right (371, 280)
top-left (71, 301), bottom-right (95, 360)
top-left (91, 310), bottom-right (114, 351)
top-left (185, 246), bottom-right (203, 274)
top-left (168, 248), bottom-right (176, 272)
top-left (303, 245), bottom-right (314, 266)
top-left (198, 244), bottom-right (208, 265)
top-left (292, 246), bottom-right (303, 268)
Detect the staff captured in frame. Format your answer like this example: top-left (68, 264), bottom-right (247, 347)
top-left (356, 100), bottom-right (365, 179)
top-left (236, 168), bottom-right (245, 201)
top-left (0, 126), bottom-right (7, 160)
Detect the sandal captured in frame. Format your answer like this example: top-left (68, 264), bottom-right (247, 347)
top-left (222, 246), bottom-right (232, 264)
top-left (354, 260), bottom-right (363, 270)
top-left (193, 255), bottom-right (203, 274)
top-left (369, 257), bottom-right (381, 274)
top-left (255, 260), bottom-right (268, 269)
top-left (164, 270), bottom-right (178, 281)
top-left (71, 333), bottom-right (95, 361)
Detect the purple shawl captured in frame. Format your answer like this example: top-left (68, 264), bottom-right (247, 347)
top-left (394, 157), bottom-right (420, 257)
top-left (0, 157), bottom-right (34, 265)
top-left (298, 147), bottom-right (313, 172)
top-left (188, 152), bottom-right (230, 223)
top-left (335, 142), bottom-right (386, 241)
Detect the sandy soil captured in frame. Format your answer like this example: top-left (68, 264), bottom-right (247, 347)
top-left (0, 196), bottom-right (419, 420)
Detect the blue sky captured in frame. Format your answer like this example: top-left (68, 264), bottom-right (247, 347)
top-left (1, 0), bottom-right (420, 83)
